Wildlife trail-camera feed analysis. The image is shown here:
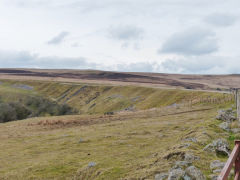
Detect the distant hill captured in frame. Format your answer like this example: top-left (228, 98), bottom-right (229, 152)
top-left (1, 68), bottom-right (240, 91)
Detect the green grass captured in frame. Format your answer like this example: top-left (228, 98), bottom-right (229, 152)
top-left (0, 79), bottom-right (234, 114)
top-left (0, 104), bottom-right (236, 179)
top-left (0, 79), bottom-right (237, 179)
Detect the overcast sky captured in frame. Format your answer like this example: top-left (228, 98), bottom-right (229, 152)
top-left (0, 0), bottom-right (240, 74)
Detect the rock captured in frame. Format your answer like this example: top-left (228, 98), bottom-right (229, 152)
top-left (184, 153), bottom-right (200, 163)
top-left (173, 161), bottom-right (191, 169)
top-left (209, 174), bottom-right (218, 180)
top-left (213, 169), bottom-right (222, 173)
top-left (203, 139), bottom-right (230, 156)
top-left (231, 128), bottom-right (240, 133)
top-left (185, 166), bottom-right (206, 180)
top-left (88, 162), bottom-right (97, 167)
top-left (219, 122), bottom-right (230, 131)
top-left (124, 106), bottom-right (135, 112)
top-left (216, 109), bottom-right (236, 122)
top-left (179, 143), bottom-right (191, 148)
top-left (184, 137), bottom-right (197, 143)
top-left (104, 111), bottom-right (114, 115)
top-left (210, 160), bottom-right (225, 170)
top-left (155, 173), bottom-right (168, 180)
top-left (168, 168), bottom-right (185, 180)
top-left (215, 139), bottom-right (230, 156)
top-left (183, 175), bottom-right (191, 180)
top-left (79, 138), bottom-right (84, 143)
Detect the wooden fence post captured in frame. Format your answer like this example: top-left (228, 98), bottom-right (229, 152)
top-left (234, 88), bottom-right (240, 122)
top-left (237, 89), bottom-right (240, 122)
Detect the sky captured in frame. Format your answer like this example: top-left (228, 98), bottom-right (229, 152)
top-left (0, 0), bottom-right (240, 74)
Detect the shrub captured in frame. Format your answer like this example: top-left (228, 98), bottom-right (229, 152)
top-left (0, 103), bottom-right (17, 123)
top-left (0, 96), bottom-right (77, 123)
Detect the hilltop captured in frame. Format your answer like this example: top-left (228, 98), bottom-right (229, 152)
top-left (1, 68), bottom-right (240, 91)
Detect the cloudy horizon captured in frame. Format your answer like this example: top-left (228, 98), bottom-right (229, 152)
top-left (0, 0), bottom-right (240, 74)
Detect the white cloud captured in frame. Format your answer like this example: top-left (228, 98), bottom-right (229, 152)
top-left (0, 0), bottom-right (240, 74)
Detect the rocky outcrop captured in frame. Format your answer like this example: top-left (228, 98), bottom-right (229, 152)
top-left (216, 109), bottom-right (236, 122)
top-left (218, 122), bottom-right (230, 131)
top-left (208, 160), bottom-right (231, 180)
top-left (155, 173), bottom-right (168, 180)
top-left (185, 166), bottom-right (206, 180)
top-left (168, 168), bottom-right (185, 180)
top-left (210, 160), bottom-right (225, 171)
top-left (203, 139), bottom-right (230, 156)
top-left (155, 153), bottom-right (204, 180)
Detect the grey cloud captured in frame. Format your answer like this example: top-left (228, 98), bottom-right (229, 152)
top-left (109, 25), bottom-right (144, 41)
top-left (159, 28), bottom-right (218, 55)
top-left (0, 50), bottom-right (156, 72)
top-left (47, 31), bottom-right (69, 45)
top-left (159, 56), bottom-right (238, 74)
top-left (1, 50), bottom-right (240, 74)
top-left (204, 13), bottom-right (237, 27)
top-left (0, 50), bottom-right (95, 69)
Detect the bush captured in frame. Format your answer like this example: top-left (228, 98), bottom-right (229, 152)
top-left (0, 96), bottom-right (77, 123)
top-left (0, 103), bottom-right (17, 123)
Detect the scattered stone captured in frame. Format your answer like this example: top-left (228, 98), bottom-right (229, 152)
top-left (184, 137), bottom-right (197, 143)
top-left (104, 135), bottom-right (112, 138)
top-left (104, 111), bottom-right (114, 115)
top-left (179, 143), bottom-right (191, 148)
top-left (216, 109), bottom-right (236, 122)
top-left (209, 174), bottom-right (218, 180)
top-left (155, 173), bottom-right (168, 180)
top-left (79, 138), bottom-right (85, 143)
top-left (62, 134), bottom-right (69, 137)
top-left (203, 139), bottom-right (230, 156)
top-left (231, 128), bottom-right (240, 133)
top-left (88, 162), bottom-right (97, 167)
top-left (184, 153), bottom-right (200, 163)
top-left (124, 106), bottom-right (135, 112)
top-left (183, 175), bottom-right (192, 180)
top-left (213, 169), bottom-right (222, 173)
top-left (219, 122), bottom-right (230, 131)
top-left (168, 168), bottom-right (185, 180)
top-left (173, 161), bottom-right (191, 169)
top-left (131, 96), bottom-right (142, 102)
top-left (210, 160), bottom-right (225, 170)
top-left (185, 166), bottom-right (206, 180)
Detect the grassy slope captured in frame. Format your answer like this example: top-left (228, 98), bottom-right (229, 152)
top-left (0, 105), bottom-right (236, 180)
top-left (0, 79), bottom-right (236, 179)
top-left (0, 80), bottom-right (234, 114)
